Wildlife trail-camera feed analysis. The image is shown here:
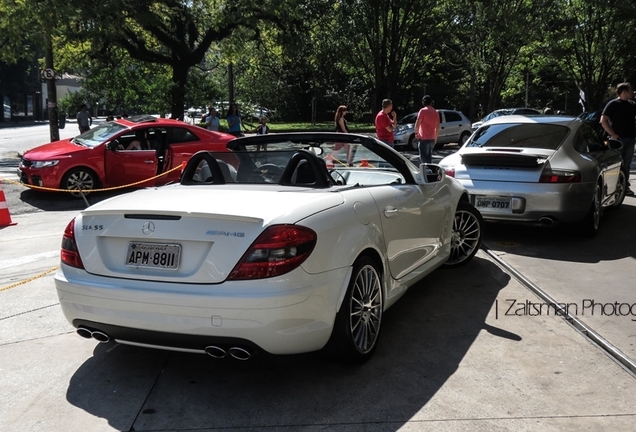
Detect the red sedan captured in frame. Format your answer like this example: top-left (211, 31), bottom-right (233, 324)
top-left (18, 115), bottom-right (233, 194)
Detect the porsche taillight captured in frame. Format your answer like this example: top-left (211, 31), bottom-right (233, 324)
top-left (228, 225), bottom-right (317, 280)
top-left (61, 218), bottom-right (84, 269)
top-left (539, 170), bottom-right (581, 183)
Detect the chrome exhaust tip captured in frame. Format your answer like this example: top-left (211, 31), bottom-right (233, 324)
top-left (91, 330), bottom-right (111, 343)
top-left (76, 327), bottom-right (93, 339)
top-left (205, 346), bottom-right (227, 359)
top-left (228, 346), bottom-right (252, 361)
top-left (539, 217), bottom-right (556, 226)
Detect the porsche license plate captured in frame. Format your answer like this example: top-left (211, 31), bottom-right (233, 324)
top-left (475, 197), bottom-right (511, 210)
top-left (126, 242), bottom-right (181, 269)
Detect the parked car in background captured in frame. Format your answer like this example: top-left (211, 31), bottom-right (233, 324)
top-left (394, 109), bottom-right (472, 150)
top-left (19, 115), bottom-right (233, 195)
top-left (439, 115), bottom-right (626, 236)
top-left (56, 132), bottom-right (483, 364)
top-left (471, 107), bottom-right (541, 131)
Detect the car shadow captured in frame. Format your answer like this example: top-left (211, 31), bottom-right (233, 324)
top-left (483, 199), bottom-right (636, 263)
top-left (18, 188), bottom-right (130, 212)
top-left (65, 256), bottom-right (513, 431)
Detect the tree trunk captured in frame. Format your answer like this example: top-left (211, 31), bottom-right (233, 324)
top-left (170, 64), bottom-right (189, 120)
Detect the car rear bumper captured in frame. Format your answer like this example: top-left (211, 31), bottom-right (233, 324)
top-left (456, 179), bottom-right (596, 223)
top-left (54, 264), bottom-right (352, 355)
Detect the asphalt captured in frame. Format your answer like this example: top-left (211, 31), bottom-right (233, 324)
top-left (1, 204), bottom-right (636, 431)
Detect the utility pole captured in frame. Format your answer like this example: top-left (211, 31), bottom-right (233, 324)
top-left (45, 34), bottom-right (59, 142)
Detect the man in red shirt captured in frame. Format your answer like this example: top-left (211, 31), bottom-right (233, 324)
top-left (414, 95), bottom-right (440, 165)
top-left (375, 99), bottom-right (397, 146)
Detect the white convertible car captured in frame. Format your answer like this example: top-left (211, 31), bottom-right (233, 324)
top-left (55, 133), bottom-right (483, 363)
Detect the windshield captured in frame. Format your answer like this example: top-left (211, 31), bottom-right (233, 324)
top-left (467, 123), bottom-right (570, 150)
top-left (72, 122), bottom-right (127, 148)
top-left (183, 139), bottom-right (407, 187)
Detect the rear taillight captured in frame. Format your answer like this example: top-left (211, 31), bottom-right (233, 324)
top-left (443, 167), bottom-right (456, 178)
top-left (61, 218), bottom-right (84, 269)
top-left (228, 225), bottom-right (317, 280)
top-left (539, 170), bottom-right (581, 183)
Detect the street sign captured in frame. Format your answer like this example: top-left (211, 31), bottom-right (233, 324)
top-left (42, 68), bottom-right (55, 80)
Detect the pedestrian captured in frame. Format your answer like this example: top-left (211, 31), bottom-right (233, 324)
top-left (414, 95), bottom-right (440, 165)
top-left (205, 107), bottom-right (220, 131)
top-left (543, 102), bottom-right (554, 115)
top-left (334, 105), bottom-right (350, 133)
top-left (226, 104), bottom-right (244, 137)
top-left (600, 82), bottom-right (636, 196)
top-left (375, 99), bottom-right (397, 146)
top-left (76, 104), bottom-right (92, 134)
top-left (255, 116), bottom-right (269, 135)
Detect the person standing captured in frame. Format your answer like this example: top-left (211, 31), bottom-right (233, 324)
top-left (414, 95), bottom-right (439, 165)
top-left (226, 104), bottom-right (243, 137)
top-left (76, 104), bottom-right (92, 134)
top-left (600, 82), bottom-right (636, 196)
top-left (334, 105), bottom-right (350, 133)
top-left (375, 99), bottom-right (397, 146)
top-left (543, 102), bottom-right (554, 115)
top-left (205, 107), bottom-right (220, 131)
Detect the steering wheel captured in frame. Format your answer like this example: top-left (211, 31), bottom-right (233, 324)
top-left (329, 169), bottom-right (347, 185)
top-left (254, 164), bottom-right (284, 182)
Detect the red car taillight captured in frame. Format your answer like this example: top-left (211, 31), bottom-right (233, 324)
top-left (228, 225), bottom-right (317, 280)
top-left (444, 167), bottom-right (456, 178)
top-left (61, 218), bottom-right (84, 269)
top-left (539, 170), bottom-right (581, 183)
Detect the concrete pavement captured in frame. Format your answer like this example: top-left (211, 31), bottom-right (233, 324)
top-left (1, 207), bottom-right (635, 431)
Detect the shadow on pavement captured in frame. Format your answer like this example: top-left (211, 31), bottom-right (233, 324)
top-left (65, 257), bottom-right (513, 431)
top-left (483, 200), bottom-right (636, 263)
top-left (18, 188), bottom-right (130, 212)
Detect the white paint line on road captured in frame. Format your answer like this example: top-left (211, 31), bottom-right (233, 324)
top-left (0, 250), bottom-right (59, 270)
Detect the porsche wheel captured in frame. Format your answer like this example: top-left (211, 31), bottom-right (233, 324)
top-left (62, 168), bottom-right (98, 197)
top-left (610, 170), bottom-right (627, 209)
top-left (444, 200), bottom-right (483, 267)
top-left (326, 255), bottom-right (383, 363)
top-left (581, 182), bottom-right (602, 237)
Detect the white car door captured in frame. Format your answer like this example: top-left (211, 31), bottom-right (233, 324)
top-left (367, 183), bottom-right (451, 280)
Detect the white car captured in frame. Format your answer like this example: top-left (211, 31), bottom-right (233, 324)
top-left (55, 133), bottom-right (483, 363)
top-left (394, 109), bottom-right (473, 150)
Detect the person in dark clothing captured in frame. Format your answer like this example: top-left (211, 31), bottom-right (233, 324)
top-left (334, 105), bottom-right (350, 133)
top-left (601, 82), bottom-right (636, 196)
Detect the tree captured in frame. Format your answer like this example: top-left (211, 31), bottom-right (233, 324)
top-left (63, 0), bottom-right (298, 120)
top-left (547, 0), bottom-right (636, 111)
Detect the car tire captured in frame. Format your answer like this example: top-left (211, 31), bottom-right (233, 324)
top-left (325, 255), bottom-right (383, 364)
top-left (609, 170), bottom-right (627, 209)
top-left (580, 182), bottom-right (602, 237)
top-left (61, 167), bottom-right (98, 197)
top-left (458, 132), bottom-right (471, 146)
top-left (409, 134), bottom-right (417, 151)
top-left (444, 200), bottom-right (483, 267)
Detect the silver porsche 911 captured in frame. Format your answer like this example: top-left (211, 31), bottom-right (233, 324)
top-left (438, 115), bottom-right (626, 236)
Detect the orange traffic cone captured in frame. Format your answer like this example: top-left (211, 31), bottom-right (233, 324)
top-left (359, 159), bottom-right (370, 167)
top-left (0, 183), bottom-right (17, 227)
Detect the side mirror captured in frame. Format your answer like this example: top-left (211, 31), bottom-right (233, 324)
top-left (606, 139), bottom-right (623, 151)
top-left (106, 140), bottom-right (120, 151)
top-left (420, 164), bottom-right (446, 183)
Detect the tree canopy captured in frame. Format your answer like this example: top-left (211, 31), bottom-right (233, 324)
top-left (2, 0), bottom-right (635, 121)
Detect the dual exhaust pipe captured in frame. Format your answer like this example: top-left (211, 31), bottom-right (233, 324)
top-left (205, 345), bottom-right (253, 361)
top-left (76, 327), bottom-right (254, 360)
top-left (76, 327), bottom-right (110, 343)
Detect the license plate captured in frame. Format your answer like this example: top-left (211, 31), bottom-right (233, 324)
top-left (475, 196), bottom-right (511, 210)
top-left (126, 242), bottom-right (181, 269)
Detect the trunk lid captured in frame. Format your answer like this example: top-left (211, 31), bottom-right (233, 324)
top-left (74, 185), bottom-right (343, 283)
